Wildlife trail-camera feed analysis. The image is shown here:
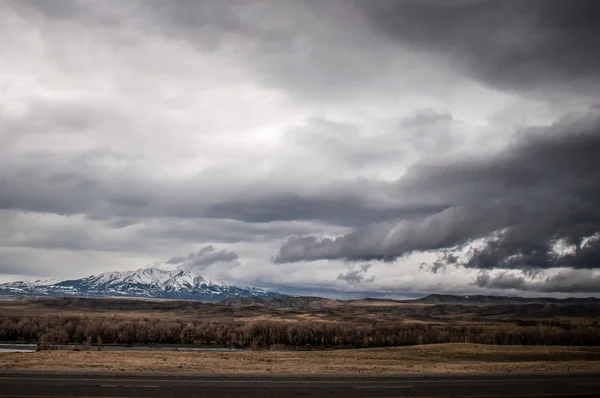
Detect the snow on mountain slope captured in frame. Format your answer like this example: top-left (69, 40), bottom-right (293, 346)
top-left (0, 268), bottom-right (285, 301)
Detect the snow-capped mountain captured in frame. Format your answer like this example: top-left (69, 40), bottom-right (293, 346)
top-left (0, 268), bottom-right (285, 301)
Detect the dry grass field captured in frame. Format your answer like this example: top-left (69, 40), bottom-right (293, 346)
top-left (1, 344), bottom-right (599, 374)
top-left (2, 296), bottom-right (597, 325)
top-left (1, 297), bottom-right (599, 361)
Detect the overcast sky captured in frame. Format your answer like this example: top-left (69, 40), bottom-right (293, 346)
top-left (1, 0), bottom-right (600, 298)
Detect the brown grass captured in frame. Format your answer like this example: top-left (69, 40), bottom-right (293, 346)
top-left (1, 344), bottom-right (599, 374)
top-left (2, 297), bottom-right (597, 329)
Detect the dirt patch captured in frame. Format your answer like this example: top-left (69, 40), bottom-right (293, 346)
top-left (1, 344), bottom-right (599, 374)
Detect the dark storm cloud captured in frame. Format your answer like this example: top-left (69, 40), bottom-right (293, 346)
top-left (275, 203), bottom-right (524, 263)
top-left (166, 245), bottom-right (238, 270)
top-left (359, 0), bottom-right (600, 93)
top-left (276, 111), bottom-right (600, 269)
top-left (464, 229), bottom-right (600, 271)
top-left (475, 270), bottom-right (600, 294)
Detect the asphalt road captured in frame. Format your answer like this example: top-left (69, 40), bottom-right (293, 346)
top-left (0, 370), bottom-right (599, 397)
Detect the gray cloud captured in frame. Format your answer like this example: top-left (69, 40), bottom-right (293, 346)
top-left (336, 270), bottom-right (364, 283)
top-left (336, 264), bottom-right (374, 284)
top-left (276, 111), bottom-right (600, 270)
top-left (359, 0), bottom-right (600, 96)
top-left (464, 230), bottom-right (600, 271)
top-left (420, 251), bottom-right (459, 274)
top-left (12, 0), bottom-right (473, 105)
top-left (0, 145), bottom-right (439, 226)
top-left (9, 0), bottom-right (600, 100)
top-left (275, 204), bottom-right (517, 263)
top-left (0, 210), bottom-right (340, 257)
top-left (0, 257), bottom-right (41, 276)
top-left (0, 102), bottom-right (456, 227)
top-left (475, 270), bottom-right (600, 294)
top-left (166, 245), bottom-right (239, 271)
top-left (140, 1), bottom-right (402, 100)
top-left (402, 112), bottom-right (453, 128)
top-left (206, 192), bottom-right (447, 227)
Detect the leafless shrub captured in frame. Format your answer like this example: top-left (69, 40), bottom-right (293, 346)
top-left (1, 315), bottom-right (598, 349)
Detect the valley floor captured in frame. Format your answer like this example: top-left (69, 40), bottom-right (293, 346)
top-left (1, 343), bottom-right (600, 374)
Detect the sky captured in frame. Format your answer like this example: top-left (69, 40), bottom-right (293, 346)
top-left (1, 0), bottom-right (600, 298)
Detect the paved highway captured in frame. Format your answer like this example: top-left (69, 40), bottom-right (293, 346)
top-left (0, 370), bottom-right (598, 397)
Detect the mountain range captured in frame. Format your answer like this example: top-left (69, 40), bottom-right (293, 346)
top-left (0, 268), bottom-right (285, 301)
top-left (3, 269), bottom-right (597, 305)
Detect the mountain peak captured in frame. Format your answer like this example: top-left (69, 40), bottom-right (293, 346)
top-left (0, 267), bottom-right (285, 302)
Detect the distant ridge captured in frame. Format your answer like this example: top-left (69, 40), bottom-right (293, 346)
top-left (0, 267), bottom-right (286, 302)
top-left (1, 272), bottom-right (596, 305)
top-left (222, 294), bottom-right (600, 309)
top-left (410, 294), bottom-right (600, 305)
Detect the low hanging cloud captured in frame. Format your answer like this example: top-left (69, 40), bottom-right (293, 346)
top-left (474, 270), bottom-right (600, 294)
top-left (166, 246), bottom-right (239, 271)
top-left (464, 232), bottom-right (600, 271)
top-left (275, 204), bottom-right (519, 263)
top-left (275, 112), bottom-right (600, 272)
top-left (336, 264), bottom-right (374, 284)
top-left (420, 251), bottom-right (459, 274)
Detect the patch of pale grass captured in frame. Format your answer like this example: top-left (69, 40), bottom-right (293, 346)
top-left (1, 344), bottom-right (599, 374)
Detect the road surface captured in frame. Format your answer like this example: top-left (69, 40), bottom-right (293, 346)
top-left (0, 370), bottom-right (598, 397)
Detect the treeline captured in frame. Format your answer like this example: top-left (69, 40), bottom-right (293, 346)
top-left (515, 319), bottom-right (598, 329)
top-left (1, 316), bottom-right (599, 349)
